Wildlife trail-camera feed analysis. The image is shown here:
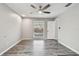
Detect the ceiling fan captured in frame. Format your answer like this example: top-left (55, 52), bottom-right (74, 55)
top-left (65, 3), bottom-right (72, 7)
top-left (30, 4), bottom-right (51, 14)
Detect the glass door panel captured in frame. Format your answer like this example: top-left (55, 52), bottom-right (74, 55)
top-left (33, 21), bottom-right (45, 39)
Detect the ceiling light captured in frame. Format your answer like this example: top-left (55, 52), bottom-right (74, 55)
top-left (38, 11), bottom-right (42, 14)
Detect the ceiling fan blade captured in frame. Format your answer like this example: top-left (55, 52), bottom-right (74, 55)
top-left (42, 4), bottom-right (50, 10)
top-left (43, 11), bottom-right (51, 14)
top-left (65, 3), bottom-right (72, 7)
top-left (31, 4), bottom-right (36, 9)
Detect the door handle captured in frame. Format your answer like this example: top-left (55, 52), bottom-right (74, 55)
top-left (59, 27), bottom-right (61, 29)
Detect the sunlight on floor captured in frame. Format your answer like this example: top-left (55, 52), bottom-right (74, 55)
top-left (33, 40), bottom-right (45, 55)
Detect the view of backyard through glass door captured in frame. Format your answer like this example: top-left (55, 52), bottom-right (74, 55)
top-left (33, 21), bottom-right (45, 39)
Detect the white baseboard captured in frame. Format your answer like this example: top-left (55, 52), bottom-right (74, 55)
top-left (21, 38), bottom-right (33, 40)
top-left (0, 39), bottom-right (22, 56)
top-left (59, 40), bottom-right (79, 54)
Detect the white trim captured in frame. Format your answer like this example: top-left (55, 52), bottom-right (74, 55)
top-left (0, 40), bottom-right (21, 56)
top-left (21, 38), bottom-right (33, 40)
top-left (59, 40), bottom-right (79, 54)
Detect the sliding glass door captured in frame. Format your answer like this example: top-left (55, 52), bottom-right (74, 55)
top-left (33, 21), bottom-right (46, 39)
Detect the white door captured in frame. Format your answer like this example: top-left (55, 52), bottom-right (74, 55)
top-left (47, 21), bottom-right (56, 39)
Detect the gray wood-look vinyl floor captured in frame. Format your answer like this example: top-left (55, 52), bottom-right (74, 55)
top-left (2, 39), bottom-right (79, 56)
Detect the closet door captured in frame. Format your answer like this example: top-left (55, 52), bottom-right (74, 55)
top-left (47, 21), bottom-right (56, 39)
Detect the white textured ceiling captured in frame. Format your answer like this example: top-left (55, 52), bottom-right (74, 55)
top-left (6, 3), bottom-right (74, 18)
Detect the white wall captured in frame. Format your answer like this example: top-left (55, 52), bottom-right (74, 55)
top-left (22, 19), bottom-right (33, 40)
top-left (57, 4), bottom-right (79, 54)
top-left (0, 4), bottom-right (22, 54)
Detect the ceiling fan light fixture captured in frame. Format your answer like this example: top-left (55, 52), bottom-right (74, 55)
top-left (38, 11), bottom-right (42, 14)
